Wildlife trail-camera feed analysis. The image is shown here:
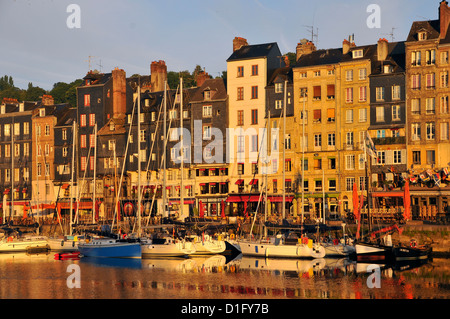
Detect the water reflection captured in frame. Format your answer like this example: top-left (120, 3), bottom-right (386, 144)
top-left (80, 257), bottom-right (143, 269)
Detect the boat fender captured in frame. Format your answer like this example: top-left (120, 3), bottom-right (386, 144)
top-left (410, 240), bottom-right (417, 248)
top-left (230, 233), bottom-right (235, 240)
top-left (302, 237), bottom-right (308, 245)
top-left (333, 239), bottom-right (339, 245)
top-left (7, 237), bottom-right (13, 243)
top-left (61, 240), bottom-right (65, 247)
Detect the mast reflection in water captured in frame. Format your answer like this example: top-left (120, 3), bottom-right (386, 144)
top-left (0, 252), bottom-right (448, 299)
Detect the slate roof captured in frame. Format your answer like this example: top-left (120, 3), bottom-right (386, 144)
top-left (226, 42), bottom-right (280, 62)
top-left (267, 67), bottom-right (293, 85)
top-left (190, 78), bottom-right (227, 102)
top-left (406, 19), bottom-right (440, 42)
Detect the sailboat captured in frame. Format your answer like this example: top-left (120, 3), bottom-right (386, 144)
top-left (78, 85), bottom-right (142, 259)
top-left (141, 78), bottom-right (197, 258)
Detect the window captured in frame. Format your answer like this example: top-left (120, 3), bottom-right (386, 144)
top-left (62, 129), bottom-right (67, 140)
top-left (251, 135), bottom-right (258, 152)
top-left (275, 100), bottom-right (283, 109)
top-left (302, 159), bottom-right (308, 171)
top-left (346, 109), bottom-right (353, 123)
top-left (441, 71), bottom-right (449, 88)
top-left (237, 66), bottom-right (244, 77)
top-left (359, 68), bottom-right (367, 80)
top-left (80, 114), bottom-right (86, 127)
top-left (80, 135), bottom-right (87, 148)
top-left (84, 94), bottom-right (90, 107)
top-left (251, 86), bottom-right (258, 99)
top-left (377, 151), bottom-right (386, 164)
top-left (45, 163), bottom-right (50, 176)
top-left (237, 110), bottom-right (244, 126)
top-left (376, 130), bottom-right (386, 138)
top-left (352, 50), bottom-right (363, 58)
top-left (203, 125), bottom-right (211, 140)
top-left (140, 130), bottom-right (146, 142)
top-left (89, 113), bottom-right (95, 126)
top-left (392, 105), bottom-right (401, 121)
top-left (392, 85), bottom-right (401, 100)
top-left (14, 144), bottom-right (20, 157)
top-left (393, 150), bottom-right (402, 164)
top-left (426, 98), bottom-right (435, 114)
top-left (411, 51), bottom-right (421, 66)
top-left (413, 151), bottom-right (421, 164)
top-left (315, 180), bottom-right (323, 192)
top-left (418, 32), bottom-right (427, 41)
top-left (63, 147), bottom-right (68, 157)
top-left (4, 124), bottom-right (10, 136)
top-left (275, 83), bottom-right (283, 93)
top-left (411, 123), bottom-right (421, 140)
top-left (329, 158), bottom-right (336, 170)
top-left (108, 140), bottom-right (115, 150)
top-left (251, 65), bottom-right (258, 76)
top-left (237, 136), bottom-right (245, 153)
top-left (169, 110), bottom-right (177, 119)
top-left (411, 99), bottom-right (420, 115)
top-left (327, 108), bottom-right (335, 122)
top-left (303, 180), bottom-right (309, 192)
top-left (426, 122), bottom-right (435, 140)
top-left (285, 134), bottom-right (291, 150)
top-left (90, 134), bottom-right (96, 147)
top-left (441, 51), bottom-right (449, 64)
top-left (23, 122), bottom-right (29, 135)
top-left (345, 155), bottom-right (355, 170)
top-left (300, 87), bottom-right (308, 99)
top-left (313, 86), bottom-right (321, 100)
top-left (358, 154), bottom-right (365, 170)
top-left (314, 134), bottom-right (322, 147)
top-left (345, 88), bottom-right (353, 103)
top-left (442, 96), bottom-right (449, 113)
top-left (359, 108), bottom-right (367, 122)
top-left (412, 74), bottom-right (421, 90)
top-left (238, 163), bottom-right (244, 175)
top-left (426, 73), bottom-right (435, 89)
top-left (314, 158), bottom-right (322, 170)
top-left (346, 70), bottom-right (353, 81)
top-left (442, 122), bottom-right (449, 140)
top-left (81, 157), bottom-right (87, 171)
top-left (285, 159), bottom-right (292, 172)
top-left (346, 132), bottom-right (354, 147)
top-left (359, 86), bottom-right (367, 102)
top-left (376, 106), bottom-right (385, 122)
top-left (202, 105), bottom-right (212, 117)
top-left (328, 133), bottom-right (335, 147)
top-left (425, 49), bottom-right (436, 65)
top-left (90, 156), bottom-right (95, 171)
top-left (376, 87), bottom-right (385, 101)
top-left (314, 70), bottom-right (321, 77)
top-left (359, 176), bottom-right (367, 191)
top-left (14, 123), bottom-right (20, 136)
top-left (23, 143), bottom-right (29, 156)
top-left (345, 177), bottom-right (355, 192)
top-left (329, 179), bottom-right (337, 191)
top-left (327, 84), bottom-right (335, 100)
top-left (44, 143), bottom-right (49, 156)
top-left (426, 150), bottom-right (435, 165)
top-left (237, 87), bottom-right (244, 100)
top-left (251, 109), bottom-right (258, 125)
top-left (313, 109), bottom-right (321, 123)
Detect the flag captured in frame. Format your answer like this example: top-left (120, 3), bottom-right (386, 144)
top-left (410, 175), bottom-right (418, 184)
top-left (364, 131), bottom-right (377, 159)
top-left (433, 173), bottom-right (441, 187)
top-left (444, 168), bottom-right (449, 176)
top-left (420, 173), bottom-right (430, 182)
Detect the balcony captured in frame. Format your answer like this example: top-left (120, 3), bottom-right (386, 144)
top-left (372, 136), bottom-right (406, 145)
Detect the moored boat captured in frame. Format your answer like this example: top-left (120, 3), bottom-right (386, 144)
top-left (392, 240), bottom-right (432, 261)
top-left (78, 237), bottom-right (141, 259)
top-left (141, 235), bottom-right (196, 258)
top-left (0, 235), bottom-right (49, 253)
top-left (48, 235), bottom-right (83, 252)
top-left (186, 234), bottom-right (226, 255)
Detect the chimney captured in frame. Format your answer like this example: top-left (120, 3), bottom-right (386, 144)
top-left (342, 36), bottom-right (356, 55)
top-left (112, 68), bottom-right (127, 117)
top-left (150, 60), bottom-right (167, 93)
top-left (196, 71), bottom-right (210, 87)
top-left (296, 39), bottom-right (316, 61)
top-left (233, 37), bottom-right (248, 52)
top-left (440, 1), bottom-right (450, 39)
top-left (377, 38), bottom-right (389, 61)
top-left (42, 94), bottom-right (54, 106)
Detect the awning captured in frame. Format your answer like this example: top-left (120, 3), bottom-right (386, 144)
top-left (235, 179), bottom-right (244, 185)
top-left (226, 195), bottom-right (262, 203)
top-left (170, 199), bottom-right (195, 204)
top-left (371, 191), bottom-right (404, 197)
top-left (61, 184), bottom-right (70, 189)
top-left (268, 196), bottom-right (293, 203)
top-left (249, 179), bottom-right (258, 185)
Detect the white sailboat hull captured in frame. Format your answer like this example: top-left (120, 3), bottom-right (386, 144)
top-left (188, 236), bottom-right (226, 255)
top-left (238, 240), bottom-right (326, 259)
top-left (48, 238), bottom-right (79, 251)
top-left (0, 236), bottom-right (49, 253)
top-left (141, 240), bottom-right (196, 258)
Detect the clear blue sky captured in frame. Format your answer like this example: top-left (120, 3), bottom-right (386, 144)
top-left (0, 0), bottom-right (440, 91)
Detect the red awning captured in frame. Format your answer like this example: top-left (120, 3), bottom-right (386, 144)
top-left (235, 179), bottom-right (244, 185)
top-left (249, 179), bottom-right (258, 185)
top-left (268, 196), bottom-right (293, 202)
top-left (61, 184), bottom-right (70, 189)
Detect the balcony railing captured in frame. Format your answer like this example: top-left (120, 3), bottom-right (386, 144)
top-left (372, 136), bottom-right (406, 145)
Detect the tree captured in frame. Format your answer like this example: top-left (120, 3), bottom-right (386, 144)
top-left (50, 82), bottom-right (71, 104)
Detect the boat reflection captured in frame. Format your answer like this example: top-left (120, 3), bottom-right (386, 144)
top-left (142, 255), bottom-right (228, 273)
top-left (80, 256), bottom-right (143, 269)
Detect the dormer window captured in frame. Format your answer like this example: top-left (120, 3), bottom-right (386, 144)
top-left (19, 103), bottom-right (24, 112)
top-left (384, 65), bottom-right (393, 74)
top-left (39, 108), bottom-right (45, 117)
top-left (352, 50), bottom-right (363, 59)
top-left (204, 90), bottom-right (211, 101)
top-left (1, 105), bottom-right (5, 114)
top-left (418, 32), bottom-right (427, 41)
top-left (109, 122), bottom-right (115, 131)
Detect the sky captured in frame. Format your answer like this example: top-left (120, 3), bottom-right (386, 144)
top-left (0, 0), bottom-right (440, 91)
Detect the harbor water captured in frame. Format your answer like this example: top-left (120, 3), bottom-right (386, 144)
top-left (0, 252), bottom-right (448, 300)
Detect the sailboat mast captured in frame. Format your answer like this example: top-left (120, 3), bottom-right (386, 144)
top-left (282, 80), bottom-right (287, 220)
top-left (92, 123), bottom-right (97, 224)
top-left (162, 81), bottom-right (167, 218)
top-left (137, 79), bottom-right (141, 236)
top-left (69, 121), bottom-right (76, 235)
top-left (11, 118), bottom-right (14, 222)
top-left (301, 89), bottom-right (305, 225)
top-left (180, 77), bottom-right (184, 221)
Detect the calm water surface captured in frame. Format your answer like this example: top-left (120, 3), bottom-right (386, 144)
top-left (0, 252), bottom-right (448, 300)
